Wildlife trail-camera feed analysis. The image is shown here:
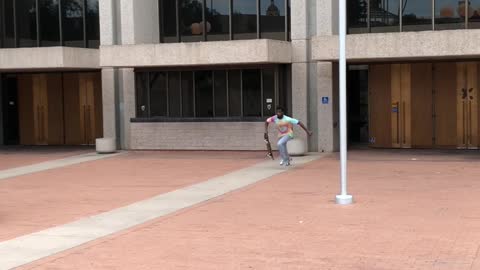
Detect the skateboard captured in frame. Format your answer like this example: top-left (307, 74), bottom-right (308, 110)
top-left (264, 136), bottom-right (274, 160)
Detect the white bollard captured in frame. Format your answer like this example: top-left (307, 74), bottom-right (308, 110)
top-left (96, 138), bottom-right (116, 154)
top-left (287, 138), bottom-right (306, 156)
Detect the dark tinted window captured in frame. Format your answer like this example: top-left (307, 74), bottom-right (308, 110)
top-left (17, 0), bottom-right (38, 47)
top-left (168, 72), bottom-right (182, 117)
top-left (228, 70), bottom-right (242, 117)
top-left (180, 0), bottom-right (203, 42)
top-left (136, 72), bottom-right (150, 118)
top-left (435, 0), bottom-right (465, 30)
top-left (242, 69), bottom-right (261, 117)
top-left (262, 68), bottom-right (275, 117)
top-left (402, 1), bottom-right (432, 31)
top-left (470, 0), bottom-right (480, 28)
top-left (260, 0), bottom-right (286, 40)
top-left (39, 0), bottom-right (61, 46)
top-left (2, 0), bottom-right (16, 47)
top-left (233, 0), bottom-right (257, 39)
top-left (347, 0), bottom-right (368, 33)
top-left (214, 70), bottom-right (228, 117)
top-left (206, 0), bottom-right (230, 41)
top-left (86, 0), bottom-right (99, 48)
top-left (150, 72), bottom-right (168, 117)
top-left (195, 71), bottom-right (214, 117)
top-left (181, 71), bottom-right (195, 117)
top-left (160, 0), bottom-right (178, 43)
top-left (370, 0), bottom-right (400, 33)
top-left (62, 0), bottom-right (84, 47)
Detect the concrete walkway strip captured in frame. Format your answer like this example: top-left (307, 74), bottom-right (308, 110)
top-left (0, 152), bottom-right (123, 181)
top-left (0, 154), bottom-right (321, 270)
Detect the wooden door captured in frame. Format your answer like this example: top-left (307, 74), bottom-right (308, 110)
top-left (391, 64), bottom-right (411, 148)
top-left (64, 73), bottom-right (82, 145)
top-left (411, 63), bottom-right (433, 148)
top-left (368, 64), bottom-right (392, 148)
top-left (18, 75), bottom-right (35, 145)
top-left (32, 74), bottom-right (48, 145)
top-left (434, 63), bottom-right (457, 148)
top-left (79, 73), bottom-right (97, 145)
top-left (46, 74), bottom-right (65, 145)
top-left (457, 62), bottom-right (479, 149)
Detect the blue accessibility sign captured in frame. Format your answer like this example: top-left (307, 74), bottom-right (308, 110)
top-left (322, 97), bottom-right (329, 104)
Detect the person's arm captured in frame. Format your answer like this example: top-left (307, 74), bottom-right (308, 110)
top-left (264, 121), bottom-right (270, 140)
top-left (298, 121), bottom-right (313, 136)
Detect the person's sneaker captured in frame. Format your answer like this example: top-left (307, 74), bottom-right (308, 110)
top-left (280, 158), bottom-right (292, 166)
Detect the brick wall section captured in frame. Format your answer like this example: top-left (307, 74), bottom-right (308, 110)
top-left (129, 122), bottom-right (304, 150)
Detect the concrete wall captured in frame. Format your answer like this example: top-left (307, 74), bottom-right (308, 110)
top-left (130, 122), bottom-right (282, 150)
top-left (0, 47), bottom-right (99, 71)
top-left (100, 40), bottom-right (292, 68)
top-left (312, 30), bottom-right (480, 62)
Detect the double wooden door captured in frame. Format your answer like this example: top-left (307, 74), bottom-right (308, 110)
top-left (18, 73), bottom-right (102, 145)
top-left (369, 62), bottom-right (479, 149)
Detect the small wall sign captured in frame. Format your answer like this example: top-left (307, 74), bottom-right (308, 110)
top-left (322, 97), bottom-right (329, 104)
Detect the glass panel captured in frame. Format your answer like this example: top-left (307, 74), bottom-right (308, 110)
top-left (347, 0), bottom-right (368, 33)
top-left (62, 0), bottom-right (84, 47)
top-left (206, 0), bottom-right (230, 41)
top-left (2, 0), bottom-right (15, 47)
top-left (233, 0), bottom-right (257, 39)
top-left (402, 0), bottom-right (433, 31)
top-left (160, 0), bottom-right (178, 43)
top-left (86, 0), bottom-right (99, 48)
top-left (150, 72), bottom-right (168, 117)
top-left (435, 0), bottom-right (465, 30)
top-left (181, 71), bottom-right (194, 117)
top-left (214, 70), bottom-right (227, 117)
top-left (168, 72), bottom-right (182, 117)
top-left (370, 0), bottom-right (400, 33)
top-left (17, 0), bottom-right (38, 47)
top-left (195, 71), bottom-right (214, 117)
top-left (260, 0), bottom-right (286, 40)
top-left (180, 0), bottom-right (203, 42)
top-left (242, 69), bottom-right (261, 117)
top-left (262, 68), bottom-right (275, 117)
top-left (135, 73), bottom-right (149, 118)
top-left (468, 0), bottom-right (480, 28)
top-left (228, 70), bottom-right (241, 117)
top-left (39, 0), bottom-right (60, 46)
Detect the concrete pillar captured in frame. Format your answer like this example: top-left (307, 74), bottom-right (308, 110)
top-left (101, 68), bottom-right (118, 141)
top-left (120, 0), bottom-right (159, 45)
top-left (317, 62), bottom-right (339, 152)
top-left (99, 0), bottom-right (118, 46)
top-left (118, 68), bottom-right (136, 149)
top-left (317, 0), bottom-right (338, 36)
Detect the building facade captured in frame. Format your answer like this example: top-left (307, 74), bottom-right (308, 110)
top-left (1, 0), bottom-right (476, 151)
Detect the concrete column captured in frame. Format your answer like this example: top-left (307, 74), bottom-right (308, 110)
top-left (101, 68), bottom-right (118, 141)
top-left (317, 0), bottom-right (338, 36)
top-left (99, 0), bottom-right (117, 46)
top-left (120, 0), bottom-right (159, 45)
top-left (317, 62), bottom-right (339, 152)
top-left (118, 68), bottom-right (136, 149)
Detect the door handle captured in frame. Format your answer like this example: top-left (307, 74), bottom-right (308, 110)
top-left (402, 101), bottom-right (406, 145)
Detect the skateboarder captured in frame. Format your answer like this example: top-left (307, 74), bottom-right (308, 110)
top-left (264, 106), bottom-right (313, 166)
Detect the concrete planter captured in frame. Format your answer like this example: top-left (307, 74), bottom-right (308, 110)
top-left (96, 138), bottom-right (117, 154)
top-left (287, 138), bottom-right (306, 156)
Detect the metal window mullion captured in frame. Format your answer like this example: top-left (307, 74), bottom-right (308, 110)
top-left (193, 72), bottom-right (196, 117)
top-left (240, 70), bottom-right (243, 117)
top-left (399, 0), bottom-right (403, 32)
top-left (59, 0), bottom-right (63, 45)
top-left (284, 0), bottom-right (288, 41)
top-left (229, 0), bottom-right (233, 40)
top-left (176, 0), bottom-right (180, 42)
top-left (0, 0), bottom-right (4, 48)
top-left (147, 72), bottom-right (152, 117)
top-left (256, 0), bottom-right (260, 39)
top-left (466, 0), bottom-right (469, 29)
top-left (36, 0), bottom-right (40, 46)
top-left (166, 72), bottom-right (170, 117)
top-left (159, 0), bottom-right (163, 42)
top-left (226, 70), bottom-right (230, 117)
top-left (260, 69), bottom-right (264, 118)
top-left (13, 0), bottom-right (17, 47)
top-left (367, 0), bottom-right (370, 32)
top-left (212, 71), bottom-right (215, 117)
top-left (202, 0), bottom-right (206, 41)
top-left (82, 0), bottom-right (87, 47)
top-left (432, 0), bottom-right (435, 31)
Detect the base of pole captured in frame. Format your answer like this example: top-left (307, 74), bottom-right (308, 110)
top-left (335, 194), bottom-right (353, 205)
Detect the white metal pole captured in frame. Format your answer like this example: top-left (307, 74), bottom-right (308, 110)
top-left (335, 0), bottom-right (353, 205)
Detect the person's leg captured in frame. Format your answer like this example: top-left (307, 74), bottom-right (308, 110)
top-left (283, 136), bottom-right (292, 165)
top-left (277, 135), bottom-right (290, 163)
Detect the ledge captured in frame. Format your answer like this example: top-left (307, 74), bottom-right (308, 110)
top-left (312, 29), bottom-right (480, 62)
top-left (0, 47), bottom-right (99, 71)
top-left (100, 39), bottom-right (292, 68)
top-left (131, 117), bottom-right (266, 123)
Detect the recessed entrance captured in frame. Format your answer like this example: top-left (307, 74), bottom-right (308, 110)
top-left (1, 72), bottom-right (103, 146)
